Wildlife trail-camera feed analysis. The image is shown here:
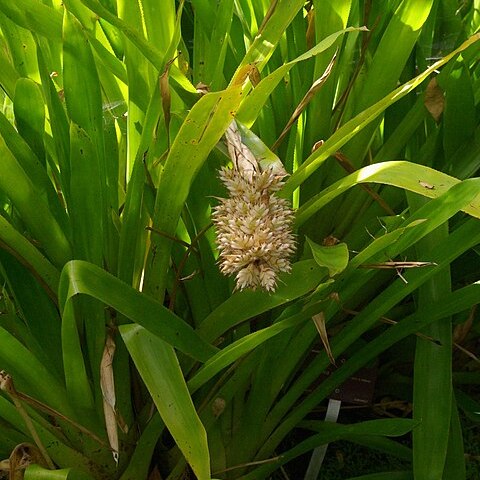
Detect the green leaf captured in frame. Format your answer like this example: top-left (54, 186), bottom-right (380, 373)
top-left (63, 9), bottom-right (104, 167)
top-left (59, 260), bottom-right (217, 362)
top-left (306, 237), bottom-right (349, 276)
top-left (13, 78), bottom-right (46, 163)
top-left (236, 27), bottom-right (366, 127)
top-left (0, 12), bottom-right (40, 79)
top-left (345, 473), bottom-right (413, 480)
top-left (282, 33), bottom-right (480, 196)
top-left (0, 0), bottom-right (63, 39)
top-left (189, 303), bottom-right (323, 393)
top-left (442, 395), bottom-right (466, 480)
top-left (0, 135), bottom-right (71, 267)
top-left (119, 414), bottom-right (164, 480)
top-left (236, 0), bottom-right (306, 72)
top-left (143, 84), bottom-right (244, 301)
top-left (0, 327), bottom-right (72, 417)
top-left (296, 161), bottom-right (480, 227)
top-left (242, 419), bottom-right (417, 479)
top-left (0, 250), bottom-right (62, 377)
top-left (441, 56), bottom-right (476, 160)
top-left (197, 260), bottom-right (326, 342)
top-left (25, 464), bottom-right (96, 480)
top-left (36, 40), bottom-right (71, 203)
top-left (409, 194), bottom-right (452, 480)
top-left (120, 324), bottom-right (210, 480)
top-left (61, 289), bottom-right (97, 417)
top-left (0, 107), bottom-right (69, 236)
top-left (69, 123), bottom-right (103, 265)
top-left (0, 215), bottom-right (60, 299)
top-left (0, 37), bottom-right (20, 97)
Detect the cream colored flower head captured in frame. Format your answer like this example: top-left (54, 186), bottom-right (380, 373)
top-left (212, 152), bottom-right (295, 292)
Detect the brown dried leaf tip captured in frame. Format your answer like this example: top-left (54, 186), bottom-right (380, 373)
top-left (212, 123), bottom-right (296, 292)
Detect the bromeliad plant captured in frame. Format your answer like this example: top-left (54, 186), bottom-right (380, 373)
top-left (0, 1), bottom-right (479, 479)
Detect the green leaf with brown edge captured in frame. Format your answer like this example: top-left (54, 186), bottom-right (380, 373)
top-left (0, 327), bottom-right (72, 418)
top-left (0, 396), bottom-right (99, 474)
top-left (256, 219), bottom-right (480, 462)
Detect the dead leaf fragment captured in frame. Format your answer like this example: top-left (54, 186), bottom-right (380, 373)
top-left (272, 52), bottom-right (337, 151)
top-left (7, 443), bottom-right (49, 480)
top-left (100, 333), bottom-right (119, 464)
top-left (424, 77), bottom-right (444, 122)
top-left (419, 180), bottom-right (435, 190)
top-left (211, 397), bottom-right (226, 418)
top-left (312, 312), bottom-right (336, 365)
top-left (453, 305), bottom-right (477, 344)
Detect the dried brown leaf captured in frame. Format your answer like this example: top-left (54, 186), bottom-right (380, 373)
top-left (453, 305), bottom-right (477, 344)
top-left (272, 52), bottom-right (337, 150)
top-left (312, 312), bottom-right (335, 365)
top-left (224, 121), bottom-right (259, 180)
top-left (100, 334), bottom-right (118, 464)
top-left (424, 77), bottom-right (444, 122)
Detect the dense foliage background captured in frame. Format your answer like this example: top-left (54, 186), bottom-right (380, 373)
top-left (0, 1), bottom-right (479, 479)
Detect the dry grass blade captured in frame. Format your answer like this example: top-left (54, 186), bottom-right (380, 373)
top-left (0, 372), bottom-right (110, 449)
top-left (312, 312), bottom-right (336, 365)
top-left (333, 151), bottom-right (396, 215)
top-left (212, 455), bottom-right (283, 475)
top-left (0, 372), bottom-right (55, 470)
top-left (146, 226), bottom-right (195, 250)
top-left (169, 222), bottom-right (213, 310)
top-left (100, 332), bottom-right (119, 464)
top-left (272, 52), bottom-right (337, 151)
top-left (360, 261), bottom-right (437, 269)
top-left (342, 308), bottom-right (442, 345)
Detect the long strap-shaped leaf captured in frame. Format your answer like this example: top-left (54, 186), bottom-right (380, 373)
top-left (120, 324), bottom-right (210, 480)
top-left (296, 161), bottom-right (480, 227)
top-left (58, 261), bottom-right (218, 362)
top-left (0, 216), bottom-right (59, 299)
top-left (282, 33), bottom-right (480, 197)
top-left (0, 136), bottom-right (71, 267)
top-left (409, 194), bottom-right (452, 480)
